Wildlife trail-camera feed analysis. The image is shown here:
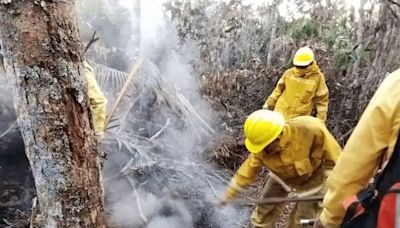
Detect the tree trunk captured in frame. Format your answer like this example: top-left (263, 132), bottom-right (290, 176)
top-left (351, 0), bottom-right (366, 79)
top-left (0, 1), bottom-right (106, 227)
top-left (266, 9), bottom-right (278, 65)
top-left (365, 2), bottom-right (394, 83)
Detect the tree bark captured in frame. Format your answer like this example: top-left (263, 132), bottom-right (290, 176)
top-left (365, 2), bottom-right (394, 83)
top-left (0, 1), bottom-right (106, 227)
top-left (351, 0), bottom-right (366, 79)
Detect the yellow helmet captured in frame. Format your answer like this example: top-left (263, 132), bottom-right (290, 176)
top-left (293, 47), bottom-right (314, 66)
top-left (244, 110), bottom-right (285, 154)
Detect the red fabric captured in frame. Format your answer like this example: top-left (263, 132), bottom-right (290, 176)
top-left (377, 183), bottom-right (400, 228)
top-left (377, 193), bottom-right (396, 228)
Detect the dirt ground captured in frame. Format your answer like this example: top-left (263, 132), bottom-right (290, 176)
top-left (0, 130), bottom-right (34, 228)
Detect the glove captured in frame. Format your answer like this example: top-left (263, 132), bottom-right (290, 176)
top-left (216, 195), bottom-right (230, 206)
top-left (95, 132), bottom-right (104, 142)
top-left (216, 187), bottom-right (238, 206)
top-left (312, 219), bottom-right (325, 228)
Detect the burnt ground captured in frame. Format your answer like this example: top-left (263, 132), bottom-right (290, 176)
top-left (0, 128), bottom-right (35, 228)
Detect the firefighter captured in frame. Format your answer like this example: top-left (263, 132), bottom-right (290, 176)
top-left (263, 47), bottom-right (329, 122)
top-left (84, 61), bottom-right (107, 140)
top-left (219, 110), bottom-right (341, 228)
top-left (315, 69), bottom-right (400, 228)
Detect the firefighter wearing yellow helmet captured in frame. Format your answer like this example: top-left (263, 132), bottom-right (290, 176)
top-left (219, 110), bottom-right (341, 228)
top-left (263, 47), bottom-right (329, 122)
top-left (84, 61), bottom-right (107, 140)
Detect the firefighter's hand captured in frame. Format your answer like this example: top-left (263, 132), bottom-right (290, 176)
top-left (95, 132), bottom-right (104, 142)
top-left (312, 219), bottom-right (325, 228)
top-left (216, 196), bottom-right (229, 206)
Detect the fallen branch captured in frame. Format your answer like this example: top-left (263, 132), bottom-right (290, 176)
top-left (2, 219), bottom-right (12, 226)
top-left (150, 119), bottom-right (170, 140)
top-left (29, 197), bottom-right (37, 228)
top-left (205, 178), bottom-right (218, 198)
top-left (126, 176), bottom-right (148, 224)
top-left (176, 92), bottom-right (215, 134)
top-left (0, 120), bottom-right (16, 139)
top-left (123, 161), bottom-right (159, 175)
top-left (120, 158), bottom-right (134, 174)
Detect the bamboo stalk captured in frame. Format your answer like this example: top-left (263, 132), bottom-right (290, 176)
top-left (104, 59), bottom-right (143, 128)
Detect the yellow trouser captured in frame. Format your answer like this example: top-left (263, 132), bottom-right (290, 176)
top-left (251, 170), bottom-right (326, 228)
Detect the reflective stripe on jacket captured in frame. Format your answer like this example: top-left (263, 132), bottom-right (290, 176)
top-left (265, 62), bottom-right (329, 122)
top-left (224, 116), bottom-right (341, 199)
top-left (320, 69), bottom-right (400, 227)
top-left (85, 62), bottom-right (107, 134)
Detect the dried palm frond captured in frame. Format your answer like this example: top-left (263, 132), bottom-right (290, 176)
top-left (90, 61), bottom-right (129, 91)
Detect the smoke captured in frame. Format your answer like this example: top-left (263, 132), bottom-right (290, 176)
top-left (86, 0), bottom-right (250, 227)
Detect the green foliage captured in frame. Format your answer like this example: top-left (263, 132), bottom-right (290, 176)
top-left (333, 47), bottom-right (353, 68)
top-left (325, 31), bottom-right (354, 68)
top-left (288, 19), bottom-right (319, 42)
top-left (321, 10), bottom-right (355, 69)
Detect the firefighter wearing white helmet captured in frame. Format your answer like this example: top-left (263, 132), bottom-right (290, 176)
top-left (263, 47), bottom-right (329, 122)
top-left (219, 110), bottom-right (341, 228)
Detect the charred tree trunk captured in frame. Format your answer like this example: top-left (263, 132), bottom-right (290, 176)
top-left (0, 1), bottom-right (106, 227)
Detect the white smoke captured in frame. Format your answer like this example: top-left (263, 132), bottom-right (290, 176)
top-left (78, 0), bottom-right (250, 227)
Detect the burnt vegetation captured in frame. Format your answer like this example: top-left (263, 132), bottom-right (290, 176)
top-left (1, 0), bottom-right (400, 227)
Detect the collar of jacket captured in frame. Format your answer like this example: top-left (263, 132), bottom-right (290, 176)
top-left (292, 61), bottom-right (320, 77)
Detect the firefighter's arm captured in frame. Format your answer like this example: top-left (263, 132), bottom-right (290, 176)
top-left (321, 128), bottom-right (342, 168)
top-left (264, 73), bottom-right (286, 109)
top-left (314, 74), bottom-right (329, 122)
top-left (320, 70), bottom-right (400, 227)
top-left (223, 153), bottom-right (263, 201)
top-left (85, 62), bottom-right (107, 134)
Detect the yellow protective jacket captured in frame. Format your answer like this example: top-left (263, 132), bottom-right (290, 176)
top-left (320, 69), bottom-right (400, 227)
top-left (265, 62), bottom-right (329, 122)
top-left (224, 116), bottom-right (341, 199)
top-left (85, 62), bottom-right (107, 134)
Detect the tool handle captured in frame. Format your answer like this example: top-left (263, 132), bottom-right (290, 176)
top-left (232, 195), bottom-right (324, 205)
top-left (300, 219), bottom-right (316, 225)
